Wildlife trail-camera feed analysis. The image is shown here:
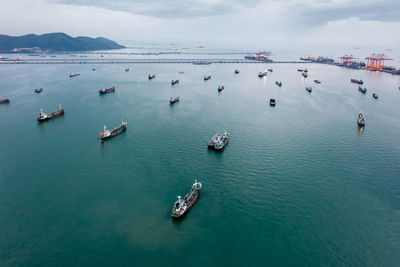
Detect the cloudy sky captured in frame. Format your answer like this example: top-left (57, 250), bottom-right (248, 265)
top-left (2, 0), bottom-right (400, 52)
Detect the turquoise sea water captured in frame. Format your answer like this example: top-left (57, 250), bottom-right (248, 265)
top-left (1, 62), bottom-right (400, 266)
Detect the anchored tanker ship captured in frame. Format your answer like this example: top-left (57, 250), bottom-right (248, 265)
top-left (171, 180), bottom-right (202, 219)
top-left (37, 105), bottom-right (64, 122)
top-left (100, 121), bottom-right (127, 140)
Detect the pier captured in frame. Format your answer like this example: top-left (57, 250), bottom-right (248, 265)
top-left (0, 58), bottom-right (310, 64)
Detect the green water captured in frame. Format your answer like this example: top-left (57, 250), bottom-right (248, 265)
top-left (1, 63), bottom-right (400, 266)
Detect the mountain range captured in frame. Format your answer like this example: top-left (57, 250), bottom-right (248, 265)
top-left (0, 32), bottom-right (125, 53)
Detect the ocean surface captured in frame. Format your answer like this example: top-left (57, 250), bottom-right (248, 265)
top-left (1, 59), bottom-right (400, 266)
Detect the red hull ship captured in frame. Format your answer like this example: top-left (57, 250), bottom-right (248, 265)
top-left (171, 181), bottom-right (202, 219)
top-left (99, 86), bottom-right (115, 94)
top-left (37, 105), bottom-right (64, 122)
top-left (0, 97), bottom-right (10, 104)
top-left (351, 78), bottom-right (363, 84)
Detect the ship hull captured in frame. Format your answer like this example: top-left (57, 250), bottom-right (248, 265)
top-left (37, 110), bottom-right (64, 122)
top-left (351, 79), bottom-right (363, 84)
top-left (100, 125), bottom-right (126, 140)
top-left (172, 191), bottom-right (199, 219)
top-left (99, 89), bottom-right (115, 95)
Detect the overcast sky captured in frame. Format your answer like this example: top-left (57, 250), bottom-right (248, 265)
top-left (2, 0), bottom-right (400, 52)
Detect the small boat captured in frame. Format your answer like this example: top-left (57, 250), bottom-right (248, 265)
top-left (306, 87), bottom-right (312, 93)
top-left (179, 71), bottom-right (185, 74)
top-left (268, 68), bottom-right (273, 72)
top-left (125, 68), bottom-right (130, 72)
top-left (208, 131), bottom-right (229, 151)
top-left (314, 80), bottom-right (321, 84)
top-left (99, 86), bottom-right (115, 95)
top-left (258, 71), bottom-right (267, 78)
top-left (297, 69), bottom-right (305, 72)
top-left (92, 68), bottom-right (96, 71)
top-left (148, 74), bottom-right (156, 80)
top-left (35, 88), bottom-right (43, 93)
top-left (269, 98), bottom-right (276, 106)
top-left (169, 96), bottom-right (180, 104)
top-left (100, 120), bottom-right (127, 140)
top-left (234, 69), bottom-right (240, 74)
top-left (37, 105), bottom-right (64, 122)
top-left (0, 97), bottom-right (10, 104)
top-left (304, 69), bottom-right (308, 73)
top-left (171, 180), bottom-right (202, 219)
top-left (69, 73), bottom-right (80, 78)
top-left (372, 93), bottom-right (378, 99)
top-left (351, 78), bottom-right (363, 84)
top-left (204, 74), bottom-right (211, 81)
top-left (302, 72), bottom-right (308, 78)
top-left (358, 86), bottom-right (367, 94)
top-left (218, 85), bottom-right (224, 92)
top-left (357, 113), bottom-right (365, 126)
top-left (171, 79), bottom-right (179, 85)
top-left (275, 81), bottom-right (282, 87)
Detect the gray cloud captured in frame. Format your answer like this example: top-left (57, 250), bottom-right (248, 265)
top-left (2, 0), bottom-right (400, 53)
top-left (53, 0), bottom-right (263, 19)
top-left (296, 0), bottom-right (400, 24)
top-left (53, 0), bottom-right (400, 24)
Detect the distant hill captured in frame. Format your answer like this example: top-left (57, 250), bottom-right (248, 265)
top-left (0, 32), bottom-right (125, 53)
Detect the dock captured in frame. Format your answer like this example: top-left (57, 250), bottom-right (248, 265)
top-left (0, 58), bottom-right (311, 65)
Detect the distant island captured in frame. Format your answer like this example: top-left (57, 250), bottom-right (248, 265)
top-left (0, 32), bottom-right (125, 53)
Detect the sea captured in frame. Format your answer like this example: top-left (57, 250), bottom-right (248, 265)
top-left (1, 47), bottom-right (400, 266)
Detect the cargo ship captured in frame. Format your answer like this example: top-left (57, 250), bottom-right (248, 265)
top-left (0, 97), bottom-right (10, 104)
top-left (218, 85), bottom-right (224, 92)
top-left (208, 131), bottom-right (229, 150)
top-left (171, 180), bottom-right (202, 219)
top-left (314, 80), bottom-right (321, 84)
top-left (99, 86), bottom-right (115, 95)
top-left (358, 86), bottom-right (367, 94)
top-left (37, 105), bottom-right (64, 122)
top-left (100, 120), bottom-right (127, 140)
top-left (148, 74), bottom-right (156, 80)
top-left (351, 78), bottom-right (363, 84)
top-left (169, 96), bottom-right (180, 104)
top-left (258, 71), bottom-right (267, 78)
top-left (357, 113), bottom-right (365, 126)
top-left (204, 74), bottom-right (211, 80)
top-left (235, 69), bottom-right (240, 74)
top-left (275, 81), bottom-right (282, 87)
top-left (35, 88), bottom-right (43, 93)
top-left (171, 79), bottom-right (179, 85)
top-left (69, 73), bottom-right (80, 78)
